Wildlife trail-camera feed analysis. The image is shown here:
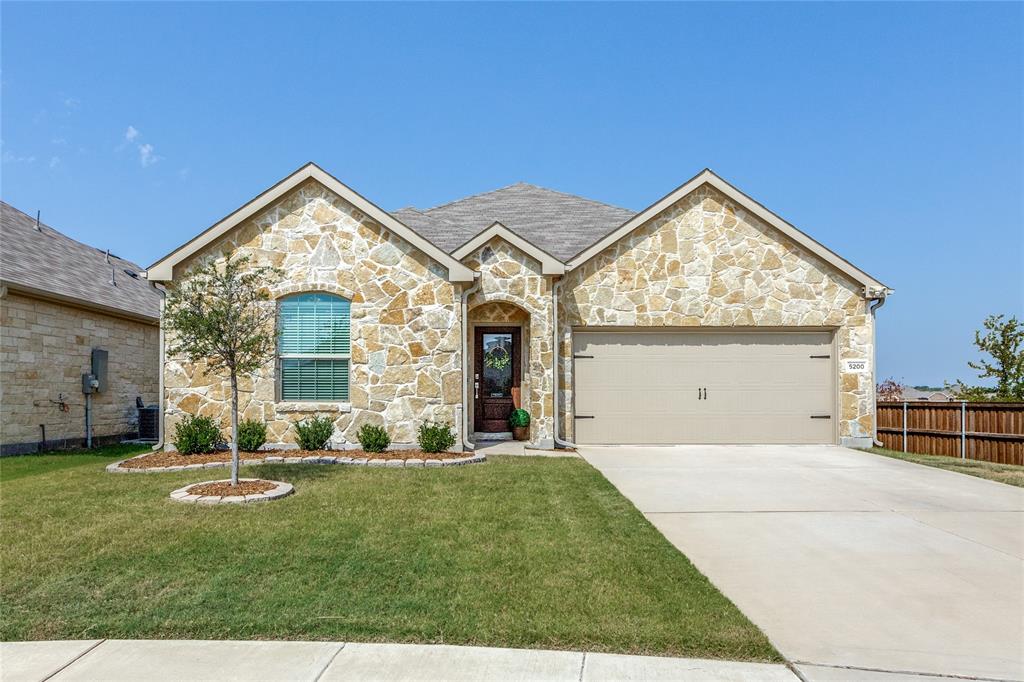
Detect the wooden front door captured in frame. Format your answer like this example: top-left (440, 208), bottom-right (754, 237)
top-left (474, 327), bottom-right (521, 432)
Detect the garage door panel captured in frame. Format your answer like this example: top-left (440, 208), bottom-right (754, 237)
top-left (573, 330), bottom-right (834, 444)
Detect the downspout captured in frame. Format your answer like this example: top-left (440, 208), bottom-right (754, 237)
top-left (152, 285), bottom-right (166, 451)
top-left (552, 277), bottom-right (577, 449)
top-left (868, 289), bottom-right (888, 447)
top-left (460, 274), bottom-right (481, 452)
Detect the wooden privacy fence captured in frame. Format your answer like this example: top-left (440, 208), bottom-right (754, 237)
top-left (877, 401), bottom-right (1024, 466)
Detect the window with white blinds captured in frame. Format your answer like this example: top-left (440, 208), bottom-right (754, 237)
top-left (278, 293), bottom-right (350, 401)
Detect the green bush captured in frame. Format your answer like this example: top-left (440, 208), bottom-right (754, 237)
top-left (418, 422), bottom-right (457, 454)
top-left (509, 408), bottom-right (530, 428)
top-left (173, 415), bottom-right (223, 455)
top-left (294, 416), bottom-right (334, 451)
top-left (357, 424), bottom-right (391, 452)
top-left (237, 419), bottom-right (267, 452)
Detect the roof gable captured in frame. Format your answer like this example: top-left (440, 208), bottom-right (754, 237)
top-left (147, 163), bottom-right (475, 283)
top-left (566, 169), bottom-right (889, 294)
top-left (451, 222), bottom-right (565, 275)
top-left (0, 202), bottom-right (160, 321)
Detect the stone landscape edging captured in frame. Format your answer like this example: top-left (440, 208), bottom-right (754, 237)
top-left (107, 452), bottom-right (487, 474)
top-left (169, 478), bottom-right (294, 505)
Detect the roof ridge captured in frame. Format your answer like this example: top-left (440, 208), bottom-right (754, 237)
top-left (0, 201), bottom-right (146, 271)
top-left (421, 182), bottom-right (528, 213)
top-left (421, 181), bottom-right (634, 216)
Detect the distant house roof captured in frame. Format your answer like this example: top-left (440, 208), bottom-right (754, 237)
top-left (393, 182), bottom-right (636, 262)
top-left (901, 387), bottom-right (955, 402)
top-left (1, 202), bottom-right (160, 322)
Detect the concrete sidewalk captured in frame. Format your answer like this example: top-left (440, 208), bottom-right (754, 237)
top-left (1, 640), bottom-right (797, 682)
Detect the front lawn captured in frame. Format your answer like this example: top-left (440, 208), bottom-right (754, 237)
top-left (0, 448), bottom-right (779, 661)
top-left (867, 447), bottom-right (1024, 488)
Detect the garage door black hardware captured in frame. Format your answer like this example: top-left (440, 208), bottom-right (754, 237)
top-left (575, 415), bottom-right (595, 419)
top-left (810, 354), bottom-right (831, 359)
top-left (810, 415), bottom-right (832, 419)
top-left (697, 388), bottom-right (707, 400)
top-left (573, 354), bottom-right (594, 359)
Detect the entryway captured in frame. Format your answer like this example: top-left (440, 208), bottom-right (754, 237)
top-left (473, 326), bottom-right (521, 433)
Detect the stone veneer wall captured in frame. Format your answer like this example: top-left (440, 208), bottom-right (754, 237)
top-left (464, 239), bottom-right (554, 446)
top-left (558, 185), bottom-right (874, 446)
top-left (0, 291), bottom-right (158, 454)
top-left (164, 179), bottom-right (462, 448)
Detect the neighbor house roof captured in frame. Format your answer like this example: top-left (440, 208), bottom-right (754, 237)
top-left (393, 182), bottom-right (635, 262)
top-left (1, 202), bottom-right (161, 322)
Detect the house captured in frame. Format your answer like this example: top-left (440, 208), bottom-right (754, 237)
top-left (0, 203), bottom-right (161, 455)
top-left (901, 387), bottom-right (956, 402)
top-left (147, 163), bottom-right (890, 450)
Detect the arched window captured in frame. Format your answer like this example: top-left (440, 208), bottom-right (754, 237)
top-left (278, 293), bottom-right (350, 401)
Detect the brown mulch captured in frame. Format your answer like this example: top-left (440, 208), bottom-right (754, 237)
top-left (118, 448), bottom-right (466, 469)
top-left (186, 480), bottom-right (277, 497)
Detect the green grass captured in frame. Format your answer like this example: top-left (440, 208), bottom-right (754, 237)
top-left (867, 447), bottom-right (1024, 488)
top-left (0, 449), bottom-right (779, 661)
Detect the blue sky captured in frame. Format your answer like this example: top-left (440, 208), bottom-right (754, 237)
top-left (2, 2), bottom-right (1021, 386)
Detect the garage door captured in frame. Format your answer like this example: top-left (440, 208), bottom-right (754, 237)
top-left (572, 330), bottom-right (835, 444)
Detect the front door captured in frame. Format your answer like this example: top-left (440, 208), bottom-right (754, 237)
top-left (474, 327), bottom-right (521, 432)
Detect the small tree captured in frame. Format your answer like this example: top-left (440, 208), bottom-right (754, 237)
top-left (876, 377), bottom-right (904, 402)
top-left (163, 256), bottom-right (281, 484)
top-left (946, 315), bottom-right (1024, 402)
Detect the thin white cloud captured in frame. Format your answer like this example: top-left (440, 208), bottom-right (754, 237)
top-left (51, 136), bottom-right (67, 146)
top-left (125, 126), bottom-right (139, 142)
top-left (63, 97), bottom-right (81, 110)
top-left (138, 143), bottom-right (160, 167)
top-left (49, 156), bottom-right (61, 169)
top-left (178, 167), bottom-right (190, 181)
top-left (2, 150), bottom-right (36, 164)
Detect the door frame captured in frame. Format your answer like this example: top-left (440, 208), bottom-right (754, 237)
top-left (474, 326), bottom-right (522, 432)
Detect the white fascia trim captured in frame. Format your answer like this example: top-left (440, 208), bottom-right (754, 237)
top-left (566, 169), bottom-right (891, 295)
top-left (146, 163), bottom-right (475, 283)
top-left (451, 222), bottom-right (565, 275)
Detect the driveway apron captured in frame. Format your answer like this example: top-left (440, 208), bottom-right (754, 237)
top-left (580, 445), bottom-right (1024, 681)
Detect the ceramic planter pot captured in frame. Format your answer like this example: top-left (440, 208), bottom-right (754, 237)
top-left (512, 425), bottom-right (529, 441)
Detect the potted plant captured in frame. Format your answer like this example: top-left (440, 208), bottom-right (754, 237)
top-left (509, 408), bottom-right (530, 441)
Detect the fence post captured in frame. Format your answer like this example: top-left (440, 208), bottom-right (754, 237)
top-left (961, 401), bottom-right (966, 460)
top-left (903, 401), bottom-right (908, 453)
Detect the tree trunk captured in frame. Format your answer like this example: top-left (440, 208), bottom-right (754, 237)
top-left (230, 371), bottom-right (239, 486)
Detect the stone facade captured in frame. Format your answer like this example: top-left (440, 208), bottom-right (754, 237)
top-left (558, 185), bottom-right (874, 445)
top-left (164, 180), bottom-right (462, 449)
top-left (162, 177), bottom-right (877, 451)
top-left (464, 238), bottom-right (554, 446)
top-left (0, 291), bottom-right (159, 454)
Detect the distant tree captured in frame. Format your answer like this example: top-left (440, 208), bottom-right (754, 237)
top-left (876, 377), bottom-right (904, 402)
top-left (947, 314), bottom-right (1024, 402)
top-left (163, 256), bottom-right (281, 484)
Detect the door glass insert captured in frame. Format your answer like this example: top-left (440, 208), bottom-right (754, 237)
top-left (482, 333), bottom-right (514, 397)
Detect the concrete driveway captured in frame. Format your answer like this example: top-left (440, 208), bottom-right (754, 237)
top-left (580, 445), bottom-right (1024, 681)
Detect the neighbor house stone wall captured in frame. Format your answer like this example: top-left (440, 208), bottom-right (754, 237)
top-left (464, 238), bottom-right (554, 445)
top-left (558, 185), bottom-right (874, 446)
top-left (0, 291), bottom-right (159, 454)
top-left (164, 179), bottom-right (462, 449)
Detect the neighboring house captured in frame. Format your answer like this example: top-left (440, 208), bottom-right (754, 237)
top-left (147, 163), bottom-right (891, 450)
top-left (901, 387), bottom-right (956, 402)
top-left (0, 203), bottom-right (161, 455)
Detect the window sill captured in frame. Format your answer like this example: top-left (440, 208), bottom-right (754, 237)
top-left (276, 402), bottom-right (352, 414)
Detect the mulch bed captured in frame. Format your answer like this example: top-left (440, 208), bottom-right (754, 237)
top-left (119, 448), bottom-right (466, 469)
top-left (186, 480), bottom-right (277, 497)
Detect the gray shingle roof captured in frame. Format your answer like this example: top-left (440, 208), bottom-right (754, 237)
top-left (1, 202), bottom-right (160, 320)
top-left (394, 183), bottom-right (636, 261)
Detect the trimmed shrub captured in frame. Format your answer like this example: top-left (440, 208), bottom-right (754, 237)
top-left (418, 422), bottom-right (457, 454)
top-left (357, 424), bottom-right (391, 453)
top-left (294, 416), bottom-right (334, 451)
top-left (173, 415), bottom-right (222, 455)
top-left (508, 408), bottom-right (530, 428)
top-left (237, 419), bottom-right (267, 452)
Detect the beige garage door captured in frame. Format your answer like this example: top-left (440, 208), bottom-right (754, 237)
top-left (572, 330), bottom-right (835, 444)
